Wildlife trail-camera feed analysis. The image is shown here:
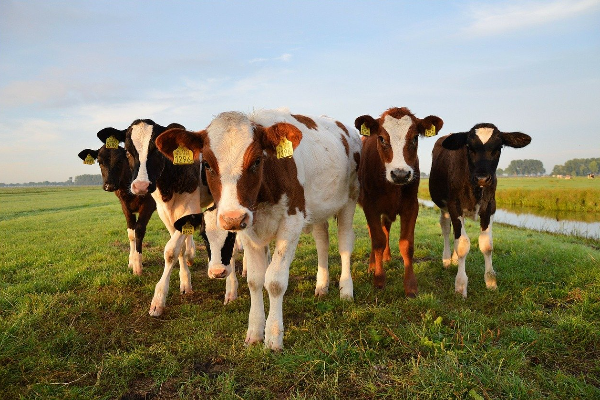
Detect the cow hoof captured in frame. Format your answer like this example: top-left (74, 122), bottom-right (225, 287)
top-left (455, 275), bottom-right (468, 298)
top-left (314, 286), bottom-right (329, 297)
top-left (149, 304), bottom-right (164, 317)
top-left (442, 259), bottom-right (452, 268)
top-left (485, 271), bottom-right (497, 290)
top-left (264, 333), bottom-right (283, 351)
top-left (132, 265), bottom-right (142, 276)
top-left (245, 331), bottom-right (264, 346)
top-left (339, 286), bottom-right (354, 301)
top-left (180, 287), bottom-right (193, 295)
top-left (223, 292), bottom-right (237, 305)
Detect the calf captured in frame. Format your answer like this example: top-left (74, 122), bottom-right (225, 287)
top-left (429, 123), bottom-right (531, 297)
top-left (106, 119), bottom-right (237, 314)
top-left (77, 130), bottom-right (156, 275)
top-left (156, 109), bottom-right (361, 350)
top-left (355, 107), bottom-right (443, 296)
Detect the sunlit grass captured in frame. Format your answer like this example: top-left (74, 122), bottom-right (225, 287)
top-left (1, 187), bottom-right (599, 398)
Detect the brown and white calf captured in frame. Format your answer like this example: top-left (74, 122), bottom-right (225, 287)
top-left (355, 107), bottom-right (443, 296)
top-left (156, 109), bottom-right (361, 350)
top-left (78, 131), bottom-right (156, 275)
top-left (106, 119), bottom-right (238, 314)
top-left (429, 123), bottom-right (531, 297)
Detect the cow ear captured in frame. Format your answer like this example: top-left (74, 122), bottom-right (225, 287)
top-left (156, 128), bottom-right (205, 162)
top-left (354, 115), bottom-right (378, 136)
top-left (417, 116), bottom-right (443, 137)
top-left (97, 127), bottom-right (126, 144)
top-left (442, 132), bottom-right (468, 150)
top-left (258, 123), bottom-right (303, 155)
top-left (78, 149), bottom-right (98, 160)
top-left (501, 132), bottom-right (531, 148)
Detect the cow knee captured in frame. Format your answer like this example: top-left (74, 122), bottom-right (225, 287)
top-left (456, 235), bottom-right (470, 258)
top-left (479, 233), bottom-right (493, 254)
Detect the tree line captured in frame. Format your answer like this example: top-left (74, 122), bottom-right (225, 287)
top-left (0, 174), bottom-right (103, 187)
top-left (551, 158), bottom-right (599, 177)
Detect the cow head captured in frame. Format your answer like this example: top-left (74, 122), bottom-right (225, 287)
top-left (78, 141), bottom-right (129, 193)
top-left (442, 123), bottom-right (531, 187)
top-left (124, 119), bottom-right (182, 195)
top-left (156, 111), bottom-right (303, 231)
top-left (355, 107), bottom-right (443, 185)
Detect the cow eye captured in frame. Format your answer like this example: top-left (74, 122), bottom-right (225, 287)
top-left (202, 161), bottom-right (212, 172)
top-left (249, 157), bottom-right (261, 173)
top-left (378, 136), bottom-right (388, 147)
top-left (412, 136), bottom-right (418, 145)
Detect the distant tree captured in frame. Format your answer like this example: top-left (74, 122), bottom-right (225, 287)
top-left (74, 174), bottom-right (103, 185)
top-left (553, 158), bottom-right (600, 176)
top-left (497, 168), bottom-right (504, 175)
top-left (505, 159), bottom-right (545, 176)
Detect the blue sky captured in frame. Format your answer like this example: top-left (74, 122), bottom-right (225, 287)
top-left (1, 0), bottom-right (599, 183)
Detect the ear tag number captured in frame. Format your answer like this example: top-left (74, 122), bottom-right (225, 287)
top-left (173, 145), bottom-right (194, 165)
top-left (84, 154), bottom-right (95, 165)
top-left (360, 123), bottom-right (370, 136)
top-left (276, 137), bottom-right (294, 159)
top-left (425, 125), bottom-right (436, 137)
top-left (181, 221), bottom-right (194, 235)
top-left (105, 135), bottom-right (119, 149)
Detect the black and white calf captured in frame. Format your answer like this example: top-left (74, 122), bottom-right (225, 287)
top-left (429, 123), bottom-right (531, 297)
top-left (105, 119), bottom-right (237, 315)
top-left (78, 130), bottom-right (156, 275)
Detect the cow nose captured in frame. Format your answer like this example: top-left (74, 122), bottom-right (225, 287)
top-left (390, 169), bottom-right (412, 184)
top-left (131, 180), bottom-right (150, 194)
top-left (208, 266), bottom-right (228, 279)
top-left (476, 175), bottom-right (492, 187)
top-left (219, 211), bottom-right (249, 231)
top-left (104, 183), bottom-right (116, 192)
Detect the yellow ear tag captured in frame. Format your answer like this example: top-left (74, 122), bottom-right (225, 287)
top-left (425, 125), bottom-right (436, 137)
top-left (276, 137), bottom-right (294, 159)
top-left (84, 154), bottom-right (95, 165)
top-left (360, 123), bottom-right (370, 136)
top-left (105, 135), bottom-right (119, 149)
top-left (173, 145), bottom-right (194, 165)
top-left (181, 221), bottom-right (194, 235)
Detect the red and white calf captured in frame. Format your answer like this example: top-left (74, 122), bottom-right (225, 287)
top-left (429, 123), bottom-right (531, 297)
top-left (156, 109), bottom-right (361, 350)
top-left (355, 107), bottom-right (443, 296)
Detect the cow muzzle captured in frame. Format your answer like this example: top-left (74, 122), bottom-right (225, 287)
top-left (475, 175), bottom-right (492, 187)
top-left (389, 168), bottom-right (413, 185)
top-left (219, 210), bottom-right (250, 231)
top-left (208, 264), bottom-right (230, 279)
top-left (131, 180), bottom-right (150, 195)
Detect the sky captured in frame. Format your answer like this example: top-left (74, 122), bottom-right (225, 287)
top-left (0, 0), bottom-right (599, 184)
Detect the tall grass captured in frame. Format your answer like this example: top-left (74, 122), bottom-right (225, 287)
top-left (1, 187), bottom-right (599, 399)
top-left (419, 177), bottom-right (600, 213)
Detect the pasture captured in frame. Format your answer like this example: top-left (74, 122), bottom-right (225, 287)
top-left (419, 177), bottom-right (600, 213)
top-left (1, 186), bottom-right (599, 399)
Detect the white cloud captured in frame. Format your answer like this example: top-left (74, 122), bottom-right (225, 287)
top-left (249, 53), bottom-right (292, 64)
top-left (463, 0), bottom-right (600, 36)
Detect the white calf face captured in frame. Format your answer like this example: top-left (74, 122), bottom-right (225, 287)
top-left (380, 115), bottom-right (417, 185)
top-left (127, 121), bottom-right (165, 195)
top-left (202, 112), bottom-right (257, 230)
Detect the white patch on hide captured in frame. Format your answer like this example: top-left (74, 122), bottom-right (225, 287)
top-left (130, 123), bottom-right (154, 184)
top-left (476, 127), bottom-right (494, 144)
top-left (382, 115), bottom-right (414, 181)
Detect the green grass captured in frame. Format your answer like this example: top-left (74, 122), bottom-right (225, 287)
top-left (419, 177), bottom-right (600, 213)
top-left (1, 187), bottom-right (600, 399)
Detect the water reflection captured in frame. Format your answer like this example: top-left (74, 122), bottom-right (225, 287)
top-left (419, 199), bottom-right (600, 240)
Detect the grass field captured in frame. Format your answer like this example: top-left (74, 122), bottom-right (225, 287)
top-left (1, 186), bottom-right (599, 399)
top-left (418, 176), bottom-right (600, 213)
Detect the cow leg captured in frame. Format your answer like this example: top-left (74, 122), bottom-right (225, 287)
top-left (224, 244), bottom-right (239, 305)
top-left (399, 199), bottom-right (418, 298)
top-left (440, 210), bottom-right (457, 267)
top-left (178, 235), bottom-right (194, 295)
top-left (364, 208), bottom-right (386, 288)
top-left (479, 215), bottom-right (496, 290)
top-left (337, 201), bottom-right (356, 300)
top-left (382, 216), bottom-right (392, 262)
top-left (244, 240), bottom-right (268, 346)
top-left (452, 215), bottom-right (470, 298)
top-left (264, 216), bottom-right (303, 350)
top-left (313, 221), bottom-right (330, 297)
top-left (127, 228), bottom-right (138, 271)
top-left (132, 205), bottom-right (153, 276)
top-left (149, 230), bottom-right (186, 316)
